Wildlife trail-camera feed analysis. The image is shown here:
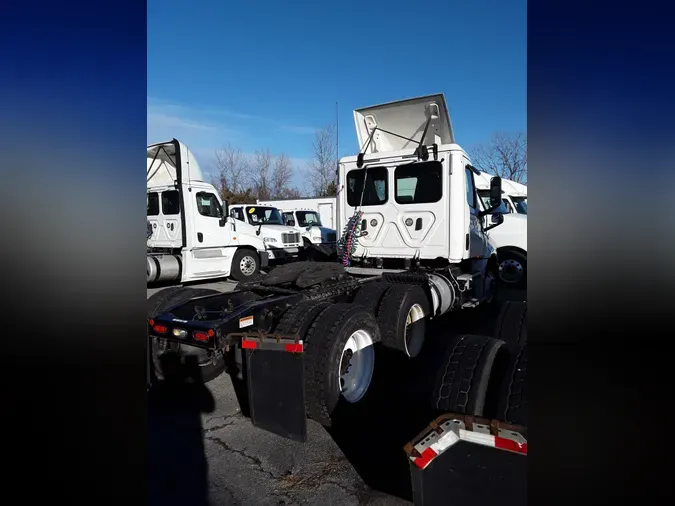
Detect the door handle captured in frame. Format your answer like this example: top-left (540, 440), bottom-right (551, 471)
top-left (415, 218), bottom-right (423, 231)
top-left (197, 232), bottom-right (203, 243)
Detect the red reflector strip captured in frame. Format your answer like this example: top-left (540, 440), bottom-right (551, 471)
top-left (413, 447), bottom-right (438, 469)
top-left (284, 343), bottom-right (304, 353)
top-left (494, 437), bottom-right (527, 455)
top-left (193, 331), bottom-right (209, 342)
top-left (241, 340), bottom-right (257, 349)
top-left (153, 325), bottom-right (167, 334)
top-left (148, 319), bottom-right (155, 327)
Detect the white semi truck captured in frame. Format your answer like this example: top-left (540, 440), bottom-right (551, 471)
top-left (146, 139), bottom-right (269, 284)
top-left (147, 95), bottom-right (526, 504)
top-left (257, 196), bottom-right (337, 229)
top-left (256, 199), bottom-right (338, 259)
top-left (474, 172), bottom-right (527, 286)
top-left (499, 178), bottom-right (527, 215)
top-left (228, 203), bottom-right (303, 262)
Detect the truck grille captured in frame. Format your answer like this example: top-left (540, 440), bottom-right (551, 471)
top-left (327, 232), bottom-right (337, 242)
top-left (282, 232), bottom-right (300, 245)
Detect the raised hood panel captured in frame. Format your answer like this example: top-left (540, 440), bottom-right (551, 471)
top-left (353, 94), bottom-right (454, 153)
top-left (147, 139), bottom-right (205, 187)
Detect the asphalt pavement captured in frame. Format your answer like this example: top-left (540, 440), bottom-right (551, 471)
top-left (148, 278), bottom-right (526, 505)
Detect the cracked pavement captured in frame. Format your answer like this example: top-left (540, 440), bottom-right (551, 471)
top-left (149, 281), bottom-right (410, 506)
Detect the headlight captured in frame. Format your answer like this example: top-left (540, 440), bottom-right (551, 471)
top-left (263, 237), bottom-right (277, 243)
top-left (312, 236), bottom-right (322, 242)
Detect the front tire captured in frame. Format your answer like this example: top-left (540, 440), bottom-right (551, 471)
top-left (498, 250), bottom-right (527, 286)
top-left (231, 249), bottom-right (260, 282)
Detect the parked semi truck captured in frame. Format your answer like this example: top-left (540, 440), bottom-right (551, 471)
top-left (146, 140), bottom-right (269, 284)
top-left (147, 95), bottom-right (526, 504)
top-left (474, 172), bottom-right (528, 286)
top-left (500, 178), bottom-right (527, 215)
top-left (258, 196), bottom-right (337, 229)
top-left (228, 203), bottom-right (303, 262)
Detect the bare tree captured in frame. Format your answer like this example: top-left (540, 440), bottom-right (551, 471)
top-left (270, 153), bottom-right (294, 199)
top-left (305, 124), bottom-right (337, 196)
top-left (212, 144), bottom-right (251, 196)
top-left (251, 148), bottom-right (273, 200)
top-left (469, 132), bottom-right (527, 183)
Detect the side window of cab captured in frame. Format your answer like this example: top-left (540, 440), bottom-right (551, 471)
top-left (464, 166), bottom-right (478, 214)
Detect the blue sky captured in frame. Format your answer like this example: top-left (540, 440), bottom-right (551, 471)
top-left (148, 0), bottom-right (526, 189)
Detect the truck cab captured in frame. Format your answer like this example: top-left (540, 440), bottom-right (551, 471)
top-left (336, 94), bottom-right (505, 304)
top-left (147, 139), bottom-right (268, 283)
top-left (229, 204), bottom-right (303, 261)
top-left (280, 209), bottom-right (337, 246)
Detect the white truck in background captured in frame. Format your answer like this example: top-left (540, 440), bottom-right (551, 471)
top-left (474, 172), bottom-right (527, 285)
top-left (277, 209), bottom-right (337, 246)
top-left (500, 178), bottom-right (527, 215)
top-left (146, 139), bottom-right (269, 283)
top-left (257, 196), bottom-right (338, 229)
top-left (228, 204), bottom-right (303, 262)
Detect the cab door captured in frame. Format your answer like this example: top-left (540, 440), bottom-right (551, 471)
top-left (465, 163), bottom-right (489, 268)
top-left (185, 188), bottom-right (231, 279)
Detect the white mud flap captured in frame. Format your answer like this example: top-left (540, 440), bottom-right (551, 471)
top-left (404, 414), bottom-right (527, 506)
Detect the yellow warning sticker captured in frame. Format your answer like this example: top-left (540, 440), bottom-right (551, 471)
top-left (239, 315), bottom-right (254, 328)
top-left (248, 207), bottom-right (256, 214)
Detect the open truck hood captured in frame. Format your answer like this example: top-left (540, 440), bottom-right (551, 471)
top-left (353, 94), bottom-right (455, 154)
top-left (147, 139), bottom-right (205, 187)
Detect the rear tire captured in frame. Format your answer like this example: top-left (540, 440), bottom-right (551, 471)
top-left (495, 344), bottom-right (527, 426)
top-left (376, 284), bottom-right (431, 358)
top-left (274, 300), bottom-right (333, 339)
top-left (431, 334), bottom-right (505, 416)
top-left (351, 281), bottom-right (391, 313)
top-left (148, 287), bottom-right (226, 384)
top-left (303, 303), bottom-right (381, 426)
top-left (494, 301), bottom-right (527, 345)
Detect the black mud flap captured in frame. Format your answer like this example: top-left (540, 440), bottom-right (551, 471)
top-left (240, 332), bottom-right (308, 442)
top-left (404, 414), bottom-right (527, 506)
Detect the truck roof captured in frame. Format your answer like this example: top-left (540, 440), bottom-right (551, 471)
top-left (353, 94), bottom-right (455, 153)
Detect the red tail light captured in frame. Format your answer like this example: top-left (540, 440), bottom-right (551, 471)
top-left (153, 324), bottom-right (167, 334)
top-left (193, 331), bottom-right (209, 342)
top-left (148, 319), bottom-right (155, 327)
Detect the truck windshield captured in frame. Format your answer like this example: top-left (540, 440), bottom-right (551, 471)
top-left (478, 190), bottom-right (510, 214)
top-left (511, 197), bottom-right (528, 215)
top-left (296, 211), bottom-right (322, 227)
top-left (246, 206), bottom-right (284, 225)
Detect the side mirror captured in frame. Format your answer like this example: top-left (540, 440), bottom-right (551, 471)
top-left (222, 200), bottom-right (229, 218)
top-left (289, 221), bottom-right (296, 227)
top-left (219, 215), bottom-right (227, 227)
top-left (484, 212), bottom-right (504, 231)
top-left (489, 176), bottom-right (502, 208)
